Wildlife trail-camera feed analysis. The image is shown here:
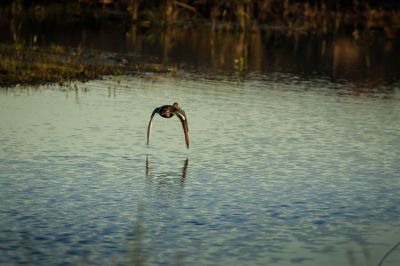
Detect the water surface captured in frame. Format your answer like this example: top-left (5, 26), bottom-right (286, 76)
top-left (1, 72), bottom-right (400, 265)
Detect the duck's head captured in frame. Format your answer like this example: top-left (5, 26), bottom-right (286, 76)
top-left (173, 102), bottom-right (181, 109)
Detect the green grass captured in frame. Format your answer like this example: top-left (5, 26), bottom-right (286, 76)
top-left (0, 44), bottom-right (176, 88)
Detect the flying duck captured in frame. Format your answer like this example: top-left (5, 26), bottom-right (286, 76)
top-left (147, 102), bottom-right (190, 148)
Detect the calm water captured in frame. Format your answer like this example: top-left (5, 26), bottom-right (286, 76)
top-left (1, 71), bottom-right (400, 265)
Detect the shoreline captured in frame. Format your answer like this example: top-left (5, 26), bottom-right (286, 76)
top-left (1, 1), bottom-right (399, 87)
top-left (0, 44), bottom-right (176, 88)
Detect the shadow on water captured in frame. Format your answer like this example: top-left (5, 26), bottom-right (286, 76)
top-left (124, 203), bottom-right (186, 266)
top-left (125, 204), bottom-right (147, 266)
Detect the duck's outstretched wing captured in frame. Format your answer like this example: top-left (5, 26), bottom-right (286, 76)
top-left (174, 109), bottom-right (190, 149)
top-left (147, 108), bottom-right (158, 146)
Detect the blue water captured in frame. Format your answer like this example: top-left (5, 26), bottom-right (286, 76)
top-left (1, 73), bottom-right (400, 265)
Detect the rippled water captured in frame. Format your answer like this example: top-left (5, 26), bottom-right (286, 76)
top-left (1, 73), bottom-right (400, 265)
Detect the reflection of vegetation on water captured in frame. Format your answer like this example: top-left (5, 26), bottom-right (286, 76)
top-left (345, 239), bottom-right (400, 266)
top-left (378, 240), bottom-right (400, 266)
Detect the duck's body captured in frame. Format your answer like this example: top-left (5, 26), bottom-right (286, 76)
top-left (147, 103), bottom-right (190, 148)
top-left (156, 105), bottom-right (176, 118)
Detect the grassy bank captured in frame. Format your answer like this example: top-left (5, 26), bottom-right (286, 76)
top-left (0, 44), bottom-right (176, 87)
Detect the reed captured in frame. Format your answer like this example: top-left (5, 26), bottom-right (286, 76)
top-left (3, 1), bottom-right (400, 35)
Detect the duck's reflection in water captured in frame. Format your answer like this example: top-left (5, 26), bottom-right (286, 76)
top-left (145, 155), bottom-right (189, 189)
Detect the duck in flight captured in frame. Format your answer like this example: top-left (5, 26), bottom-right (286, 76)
top-left (147, 102), bottom-right (190, 148)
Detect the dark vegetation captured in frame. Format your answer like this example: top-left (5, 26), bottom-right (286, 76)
top-left (1, 0), bottom-right (399, 87)
top-left (4, 0), bottom-right (400, 34)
